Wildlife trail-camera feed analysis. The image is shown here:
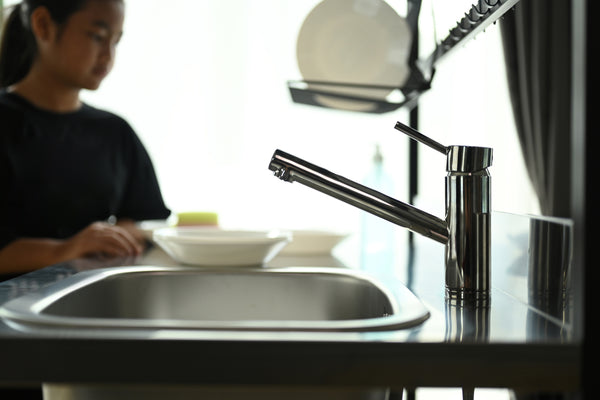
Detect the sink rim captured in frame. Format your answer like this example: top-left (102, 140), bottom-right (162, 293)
top-left (0, 265), bottom-right (430, 332)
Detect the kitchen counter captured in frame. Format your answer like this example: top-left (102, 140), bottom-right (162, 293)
top-left (0, 212), bottom-right (579, 393)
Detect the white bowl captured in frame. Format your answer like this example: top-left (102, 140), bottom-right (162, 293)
top-left (137, 219), bottom-right (172, 241)
top-left (279, 230), bottom-right (348, 255)
top-left (153, 227), bottom-right (291, 267)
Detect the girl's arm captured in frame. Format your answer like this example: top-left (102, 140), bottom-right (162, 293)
top-left (0, 221), bottom-right (144, 274)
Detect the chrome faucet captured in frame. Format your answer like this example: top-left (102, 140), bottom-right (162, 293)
top-left (267, 121), bottom-right (493, 306)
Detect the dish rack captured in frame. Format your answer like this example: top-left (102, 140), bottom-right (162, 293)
top-left (289, 0), bottom-right (521, 113)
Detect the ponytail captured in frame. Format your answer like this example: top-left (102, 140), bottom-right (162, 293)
top-left (1, 0), bottom-right (92, 89)
top-left (0, 3), bottom-right (37, 88)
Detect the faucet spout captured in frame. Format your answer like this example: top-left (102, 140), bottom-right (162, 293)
top-left (268, 150), bottom-right (448, 244)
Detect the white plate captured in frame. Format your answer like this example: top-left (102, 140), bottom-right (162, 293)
top-left (296, 0), bottom-right (412, 110)
top-left (153, 227), bottom-right (292, 267)
top-left (280, 230), bottom-right (348, 255)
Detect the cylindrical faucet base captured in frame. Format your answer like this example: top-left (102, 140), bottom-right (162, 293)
top-left (445, 170), bottom-right (491, 307)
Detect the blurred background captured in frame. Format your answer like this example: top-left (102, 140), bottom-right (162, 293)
top-left (3, 0), bottom-right (539, 248)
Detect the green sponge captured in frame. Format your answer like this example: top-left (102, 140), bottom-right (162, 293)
top-left (176, 211), bottom-right (219, 226)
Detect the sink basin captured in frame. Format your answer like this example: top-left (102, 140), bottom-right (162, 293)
top-left (2, 266), bottom-right (429, 400)
top-left (0, 265), bottom-right (429, 332)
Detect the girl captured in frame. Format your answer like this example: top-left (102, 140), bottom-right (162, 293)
top-left (0, 0), bottom-right (171, 276)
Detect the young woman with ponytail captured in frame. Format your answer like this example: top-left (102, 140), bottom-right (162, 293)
top-left (0, 0), bottom-right (170, 277)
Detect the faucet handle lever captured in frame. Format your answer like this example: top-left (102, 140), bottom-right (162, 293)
top-left (394, 121), bottom-right (448, 155)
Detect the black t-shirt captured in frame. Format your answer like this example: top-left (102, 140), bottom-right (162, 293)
top-left (0, 91), bottom-right (170, 250)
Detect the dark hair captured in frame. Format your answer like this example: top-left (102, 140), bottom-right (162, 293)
top-left (0, 0), bottom-right (89, 88)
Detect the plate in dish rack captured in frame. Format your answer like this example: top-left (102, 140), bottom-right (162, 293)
top-left (296, 0), bottom-right (412, 110)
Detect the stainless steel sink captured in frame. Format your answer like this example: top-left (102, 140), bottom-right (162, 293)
top-left (3, 266), bottom-right (429, 400)
top-left (0, 265), bottom-right (429, 332)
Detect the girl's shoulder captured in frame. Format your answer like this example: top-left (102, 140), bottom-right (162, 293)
top-left (0, 91), bottom-right (28, 129)
top-left (0, 92), bottom-right (129, 128)
top-left (77, 104), bottom-right (144, 149)
top-left (78, 102), bottom-right (133, 131)
top-left (0, 90), bottom-right (25, 111)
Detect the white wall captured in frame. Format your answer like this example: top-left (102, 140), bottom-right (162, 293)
top-left (82, 0), bottom-right (414, 232)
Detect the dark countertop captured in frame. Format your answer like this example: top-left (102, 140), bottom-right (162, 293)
top-left (0, 212), bottom-right (579, 392)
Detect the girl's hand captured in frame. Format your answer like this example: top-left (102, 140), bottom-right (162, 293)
top-left (62, 221), bottom-right (143, 259)
top-left (115, 218), bottom-right (147, 246)
top-left (0, 220), bottom-right (147, 273)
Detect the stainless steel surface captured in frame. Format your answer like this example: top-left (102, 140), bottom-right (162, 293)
top-left (0, 266), bottom-right (430, 332)
top-left (444, 303), bottom-right (490, 343)
top-left (527, 217), bottom-right (573, 337)
top-left (268, 122), bottom-right (492, 306)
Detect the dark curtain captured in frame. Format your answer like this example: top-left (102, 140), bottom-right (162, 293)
top-left (500, 0), bottom-right (572, 218)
